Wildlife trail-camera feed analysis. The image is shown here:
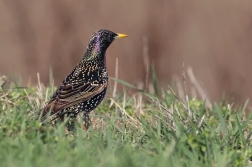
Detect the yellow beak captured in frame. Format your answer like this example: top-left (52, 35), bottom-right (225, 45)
top-left (115, 33), bottom-right (128, 39)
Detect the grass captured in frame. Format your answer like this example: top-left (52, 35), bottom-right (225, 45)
top-left (0, 75), bottom-right (252, 167)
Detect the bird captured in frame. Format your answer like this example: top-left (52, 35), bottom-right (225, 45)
top-left (39, 29), bottom-right (128, 126)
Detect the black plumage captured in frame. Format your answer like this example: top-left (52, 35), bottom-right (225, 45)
top-left (40, 29), bottom-right (128, 123)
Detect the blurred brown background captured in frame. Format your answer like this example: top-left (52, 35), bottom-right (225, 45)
top-left (1, 0), bottom-right (252, 106)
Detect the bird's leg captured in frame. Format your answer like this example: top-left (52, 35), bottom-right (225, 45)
top-left (65, 113), bottom-right (76, 131)
top-left (82, 113), bottom-right (91, 130)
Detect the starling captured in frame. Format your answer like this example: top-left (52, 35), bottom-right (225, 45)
top-left (40, 29), bottom-right (128, 123)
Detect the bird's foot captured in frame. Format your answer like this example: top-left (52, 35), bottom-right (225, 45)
top-left (82, 113), bottom-right (91, 130)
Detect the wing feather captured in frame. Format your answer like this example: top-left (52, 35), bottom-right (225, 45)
top-left (41, 80), bottom-right (107, 122)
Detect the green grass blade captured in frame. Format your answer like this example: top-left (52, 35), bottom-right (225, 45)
top-left (214, 104), bottom-right (226, 136)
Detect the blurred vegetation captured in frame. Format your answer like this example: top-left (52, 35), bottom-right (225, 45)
top-left (1, 1), bottom-right (252, 105)
top-left (0, 74), bottom-right (252, 167)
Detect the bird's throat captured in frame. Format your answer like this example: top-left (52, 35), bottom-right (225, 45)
top-left (83, 47), bottom-right (106, 65)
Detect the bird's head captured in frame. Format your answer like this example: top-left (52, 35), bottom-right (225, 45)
top-left (84, 29), bottom-right (128, 61)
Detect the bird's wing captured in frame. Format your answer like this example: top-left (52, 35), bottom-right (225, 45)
top-left (41, 80), bottom-right (107, 122)
top-left (59, 80), bottom-right (107, 102)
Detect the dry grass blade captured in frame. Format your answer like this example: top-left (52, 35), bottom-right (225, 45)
top-left (109, 58), bottom-right (119, 108)
top-left (0, 76), bottom-right (7, 89)
top-left (24, 89), bottom-right (33, 107)
top-left (109, 98), bottom-right (141, 126)
top-left (167, 86), bottom-right (187, 111)
top-left (136, 93), bottom-right (143, 115)
top-left (173, 75), bottom-right (185, 100)
top-left (1, 97), bottom-right (16, 108)
top-left (187, 67), bottom-right (212, 109)
top-left (196, 114), bottom-right (206, 134)
top-left (183, 63), bottom-right (191, 116)
top-left (198, 114), bottom-right (205, 128)
top-left (147, 102), bottom-right (176, 129)
top-left (153, 115), bottom-right (177, 131)
top-left (146, 94), bottom-right (186, 124)
top-left (35, 73), bottom-right (47, 109)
